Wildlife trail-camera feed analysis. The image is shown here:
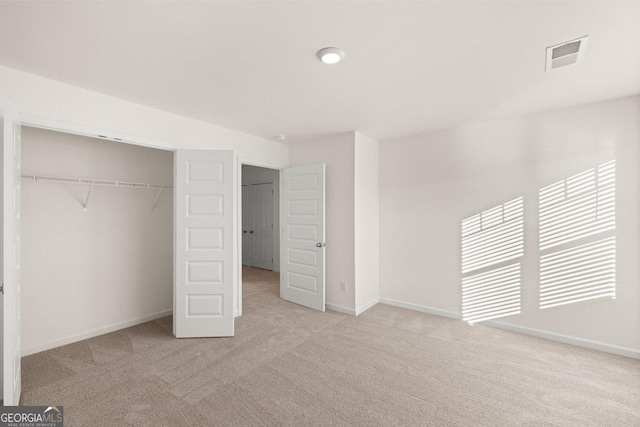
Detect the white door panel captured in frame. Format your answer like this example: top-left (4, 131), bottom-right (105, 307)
top-left (280, 164), bottom-right (325, 311)
top-left (241, 184), bottom-right (250, 265)
top-left (175, 150), bottom-right (234, 338)
top-left (250, 183), bottom-right (274, 270)
top-left (2, 104), bottom-right (22, 405)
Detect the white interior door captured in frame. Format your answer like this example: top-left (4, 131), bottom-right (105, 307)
top-left (174, 150), bottom-right (234, 338)
top-left (2, 105), bottom-right (22, 405)
top-left (280, 164), bottom-right (325, 311)
top-left (250, 182), bottom-right (274, 270)
top-left (241, 184), bottom-right (250, 266)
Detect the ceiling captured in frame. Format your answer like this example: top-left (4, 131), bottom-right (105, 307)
top-left (0, 1), bottom-right (639, 143)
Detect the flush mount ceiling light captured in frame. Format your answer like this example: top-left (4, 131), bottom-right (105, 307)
top-left (317, 47), bottom-right (345, 64)
top-left (273, 135), bottom-right (287, 141)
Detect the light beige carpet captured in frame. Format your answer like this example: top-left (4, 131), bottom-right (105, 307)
top-left (22, 267), bottom-right (640, 426)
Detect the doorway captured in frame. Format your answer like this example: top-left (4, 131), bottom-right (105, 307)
top-left (241, 165), bottom-right (280, 272)
top-left (1, 112), bottom-right (176, 405)
top-left (19, 126), bottom-right (174, 357)
top-left (240, 164), bottom-right (280, 313)
top-left (238, 162), bottom-right (327, 316)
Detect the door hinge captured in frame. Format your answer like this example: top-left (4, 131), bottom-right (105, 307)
top-left (1, 283), bottom-right (4, 294)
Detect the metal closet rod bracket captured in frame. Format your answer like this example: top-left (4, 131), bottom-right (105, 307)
top-left (83, 181), bottom-right (94, 211)
top-left (151, 186), bottom-right (164, 211)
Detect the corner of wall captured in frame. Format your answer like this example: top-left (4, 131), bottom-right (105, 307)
top-left (289, 133), bottom-right (357, 311)
top-left (354, 132), bottom-right (381, 310)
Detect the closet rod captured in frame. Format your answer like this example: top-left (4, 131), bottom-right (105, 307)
top-left (21, 174), bottom-right (173, 189)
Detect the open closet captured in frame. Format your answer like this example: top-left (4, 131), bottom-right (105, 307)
top-left (20, 127), bottom-right (174, 356)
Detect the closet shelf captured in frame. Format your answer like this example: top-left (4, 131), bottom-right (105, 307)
top-left (22, 174), bottom-right (172, 211)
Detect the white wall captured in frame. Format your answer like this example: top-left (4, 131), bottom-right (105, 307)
top-left (380, 95), bottom-right (640, 355)
top-left (0, 65), bottom-right (289, 319)
top-left (0, 66), bottom-right (288, 160)
top-left (354, 132), bottom-right (380, 314)
top-left (21, 127), bottom-right (173, 355)
top-left (289, 131), bottom-right (381, 315)
top-left (289, 133), bottom-right (356, 312)
top-left (242, 165), bottom-right (280, 270)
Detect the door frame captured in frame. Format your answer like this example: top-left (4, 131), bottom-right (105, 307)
top-left (1, 101), bottom-right (22, 405)
top-left (19, 115), bottom-right (175, 152)
top-left (236, 157), bottom-right (282, 317)
top-left (1, 112), bottom-right (176, 403)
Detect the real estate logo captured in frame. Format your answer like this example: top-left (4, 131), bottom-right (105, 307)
top-left (0, 406), bottom-right (63, 427)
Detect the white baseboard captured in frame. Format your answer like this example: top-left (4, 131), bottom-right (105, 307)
top-left (355, 297), bottom-right (380, 316)
top-left (379, 297), bottom-right (461, 320)
top-left (22, 309), bottom-right (173, 357)
top-left (325, 303), bottom-right (356, 316)
top-left (484, 320), bottom-right (640, 359)
top-left (378, 297), bottom-right (639, 359)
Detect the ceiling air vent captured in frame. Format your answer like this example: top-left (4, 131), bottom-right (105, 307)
top-left (545, 36), bottom-right (589, 71)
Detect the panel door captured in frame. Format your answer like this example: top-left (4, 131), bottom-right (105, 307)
top-left (241, 184), bottom-right (250, 266)
top-left (175, 150), bottom-right (234, 337)
top-left (2, 105), bottom-right (22, 405)
top-left (250, 182), bottom-right (274, 270)
top-left (280, 164), bottom-right (325, 311)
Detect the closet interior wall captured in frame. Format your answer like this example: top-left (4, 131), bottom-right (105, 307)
top-left (21, 127), bottom-right (174, 355)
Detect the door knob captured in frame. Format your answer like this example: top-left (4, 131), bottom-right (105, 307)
top-left (243, 230), bottom-right (247, 234)
top-left (250, 231), bottom-right (254, 234)
top-left (316, 242), bottom-right (325, 248)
